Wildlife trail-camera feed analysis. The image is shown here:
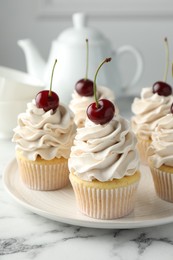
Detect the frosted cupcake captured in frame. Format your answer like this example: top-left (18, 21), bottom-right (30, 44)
top-left (131, 85), bottom-right (173, 164)
top-left (68, 58), bottom-right (140, 219)
top-left (132, 38), bottom-right (173, 164)
top-left (148, 108), bottom-right (173, 202)
top-left (12, 60), bottom-right (76, 190)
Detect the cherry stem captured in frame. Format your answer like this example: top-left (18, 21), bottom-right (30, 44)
top-left (85, 39), bottom-right (89, 81)
top-left (93, 57), bottom-right (112, 108)
top-left (163, 37), bottom-right (169, 82)
top-left (49, 59), bottom-right (57, 96)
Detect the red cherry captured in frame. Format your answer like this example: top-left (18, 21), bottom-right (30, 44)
top-left (35, 90), bottom-right (59, 112)
top-left (87, 99), bottom-right (115, 125)
top-left (75, 79), bottom-right (93, 96)
top-left (86, 57), bottom-right (113, 124)
top-left (35, 59), bottom-right (59, 112)
top-left (152, 39), bottom-right (173, 97)
top-left (152, 81), bottom-right (172, 96)
top-left (75, 39), bottom-right (94, 97)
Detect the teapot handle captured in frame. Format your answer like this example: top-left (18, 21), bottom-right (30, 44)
top-left (116, 45), bottom-right (143, 91)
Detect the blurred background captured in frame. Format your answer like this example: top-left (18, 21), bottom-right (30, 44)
top-left (0, 0), bottom-right (173, 95)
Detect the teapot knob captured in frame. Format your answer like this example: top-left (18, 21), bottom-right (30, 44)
top-left (72, 12), bottom-right (87, 29)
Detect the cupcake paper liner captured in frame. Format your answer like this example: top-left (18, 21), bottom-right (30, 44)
top-left (150, 166), bottom-right (173, 203)
top-left (137, 137), bottom-right (151, 165)
top-left (70, 173), bottom-right (140, 219)
top-left (17, 156), bottom-right (69, 191)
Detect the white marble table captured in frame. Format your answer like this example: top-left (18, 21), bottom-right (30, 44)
top-left (1, 100), bottom-right (173, 260)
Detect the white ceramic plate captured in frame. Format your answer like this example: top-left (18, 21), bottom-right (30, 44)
top-left (3, 158), bottom-right (173, 229)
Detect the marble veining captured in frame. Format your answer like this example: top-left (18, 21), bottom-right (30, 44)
top-left (132, 232), bottom-right (173, 254)
top-left (1, 139), bottom-right (173, 260)
top-left (0, 237), bottom-right (44, 255)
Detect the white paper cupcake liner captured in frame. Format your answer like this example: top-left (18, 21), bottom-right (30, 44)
top-left (17, 157), bottom-right (69, 191)
top-left (137, 137), bottom-right (151, 165)
top-left (70, 176), bottom-right (139, 219)
top-left (150, 166), bottom-right (173, 203)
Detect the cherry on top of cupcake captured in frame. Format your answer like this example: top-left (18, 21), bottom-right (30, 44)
top-left (75, 39), bottom-right (94, 97)
top-left (87, 57), bottom-right (115, 125)
top-left (152, 38), bottom-right (172, 97)
top-left (35, 59), bottom-right (59, 112)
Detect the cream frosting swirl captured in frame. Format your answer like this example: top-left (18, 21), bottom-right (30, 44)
top-left (12, 100), bottom-right (76, 161)
top-left (148, 113), bottom-right (173, 168)
top-left (131, 87), bottom-right (173, 140)
top-left (68, 115), bottom-right (139, 182)
top-left (69, 86), bottom-right (116, 127)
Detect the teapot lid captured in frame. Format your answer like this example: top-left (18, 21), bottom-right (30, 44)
top-left (56, 13), bottom-right (109, 45)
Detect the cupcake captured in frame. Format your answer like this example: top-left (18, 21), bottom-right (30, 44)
top-left (68, 58), bottom-right (140, 219)
top-left (69, 85), bottom-right (115, 128)
top-left (12, 60), bottom-right (76, 190)
top-left (69, 113), bottom-right (140, 219)
top-left (12, 99), bottom-right (76, 190)
top-left (148, 109), bottom-right (173, 202)
top-left (131, 85), bottom-right (173, 164)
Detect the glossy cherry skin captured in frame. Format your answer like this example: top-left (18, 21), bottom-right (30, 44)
top-left (152, 81), bottom-right (172, 96)
top-left (75, 79), bottom-right (94, 97)
top-left (87, 99), bottom-right (115, 125)
top-left (35, 90), bottom-right (59, 112)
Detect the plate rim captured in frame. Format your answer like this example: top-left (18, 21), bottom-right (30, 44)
top-left (3, 158), bottom-right (173, 229)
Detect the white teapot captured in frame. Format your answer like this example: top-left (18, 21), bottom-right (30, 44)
top-left (18, 12), bottom-right (143, 104)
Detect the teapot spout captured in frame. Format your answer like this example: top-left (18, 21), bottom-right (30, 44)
top-left (18, 39), bottom-right (46, 80)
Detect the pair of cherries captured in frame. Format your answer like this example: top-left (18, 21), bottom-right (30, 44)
top-left (75, 39), bottom-right (115, 124)
top-left (75, 57), bottom-right (115, 124)
top-left (35, 40), bottom-right (95, 114)
top-left (76, 78), bottom-right (115, 124)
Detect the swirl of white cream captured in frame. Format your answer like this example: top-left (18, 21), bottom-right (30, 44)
top-left (69, 86), bottom-right (116, 127)
top-left (131, 87), bottom-right (173, 139)
top-left (148, 113), bottom-right (173, 168)
top-left (68, 115), bottom-right (139, 182)
top-left (12, 100), bottom-right (76, 160)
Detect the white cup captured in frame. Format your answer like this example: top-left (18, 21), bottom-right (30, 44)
top-left (0, 66), bottom-right (45, 101)
top-left (0, 99), bottom-right (31, 139)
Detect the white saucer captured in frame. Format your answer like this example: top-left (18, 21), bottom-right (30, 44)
top-left (3, 158), bottom-right (173, 229)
